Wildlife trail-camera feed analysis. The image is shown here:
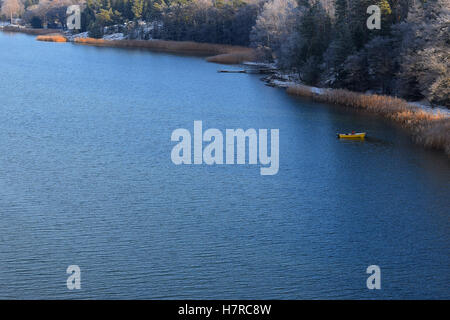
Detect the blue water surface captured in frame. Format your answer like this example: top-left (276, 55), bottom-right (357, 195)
top-left (0, 32), bottom-right (448, 299)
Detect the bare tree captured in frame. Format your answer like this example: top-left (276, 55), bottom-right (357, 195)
top-left (1, 0), bottom-right (24, 23)
top-left (395, 0), bottom-right (450, 105)
top-left (24, 0), bottom-right (80, 27)
top-left (250, 0), bottom-right (298, 58)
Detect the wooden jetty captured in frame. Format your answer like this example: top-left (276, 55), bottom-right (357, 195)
top-left (218, 67), bottom-right (276, 74)
top-left (218, 70), bottom-right (246, 73)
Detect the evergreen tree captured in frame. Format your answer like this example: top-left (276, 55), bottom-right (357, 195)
top-left (132, 0), bottom-right (144, 20)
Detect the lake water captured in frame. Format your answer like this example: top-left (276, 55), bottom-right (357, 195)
top-left (0, 32), bottom-right (449, 299)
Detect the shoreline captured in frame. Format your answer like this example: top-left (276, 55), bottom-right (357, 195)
top-left (74, 37), bottom-right (256, 64)
top-left (1, 27), bottom-right (257, 63)
top-left (3, 27), bottom-right (449, 157)
top-left (285, 84), bottom-right (450, 157)
top-left (258, 69), bottom-right (449, 157)
top-left (0, 25), bottom-right (61, 35)
top-left (31, 31), bottom-right (257, 64)
top-left (262, 71), bottom-right (450, 115)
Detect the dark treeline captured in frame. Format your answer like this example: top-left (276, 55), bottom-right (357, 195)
top-left (80, 0), bottom-right (261, 45)
top-left (2, 0), bottom-right (448, 106)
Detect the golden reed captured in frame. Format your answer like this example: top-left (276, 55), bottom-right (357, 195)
top-left (287, 85), bottom-right (450, 156)
top-left (74, 37), bottom-right (256, 63)
top-left (36, 34), bottom-right (67, 42)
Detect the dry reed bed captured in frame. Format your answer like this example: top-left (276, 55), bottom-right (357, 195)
top-left (74, 37), bottom-right (256, 63)
top-left (36, 34), bottom-right (67, 42)
top-left (287, 85), bottom-right (450, 156)
top-left (205, 51), bottom-right (256, 64)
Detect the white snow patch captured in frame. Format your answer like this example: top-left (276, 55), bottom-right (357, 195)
top-left (102, 33), bottom-right (125, 40)
top-left (66, 32), bottom-right (88, 41)
top-left (243, 61), bottom-right (276, 69)
top-left (271, 80), bottom-right (298, 88)
top-left (311, 87), bottom-right (325, 94)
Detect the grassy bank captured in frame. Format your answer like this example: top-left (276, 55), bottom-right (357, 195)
top-left (36, 34), bottom-right (67, 42)
top-left (1, 26), bottom-right (61, 35)
top-left (73, 37), bottom-right (256, 63)
top-left (205, 51), bottom-right (257, 64)
top-left (287, 85), bottom-right (450, 156)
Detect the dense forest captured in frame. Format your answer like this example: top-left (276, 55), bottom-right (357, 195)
top-left (1, 0), bottom-right (449, 106)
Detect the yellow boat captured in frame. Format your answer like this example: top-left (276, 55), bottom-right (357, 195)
top-left (338, 132), bottom-right (366, 139)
